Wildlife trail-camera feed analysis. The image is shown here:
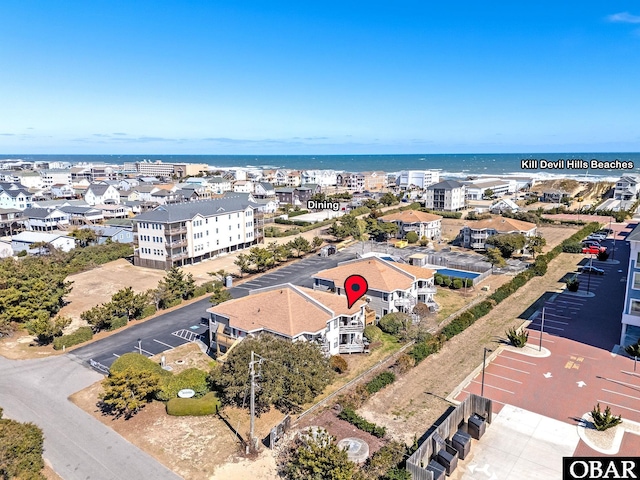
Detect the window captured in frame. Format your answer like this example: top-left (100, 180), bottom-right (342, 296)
top-left (334, 340), bottom-right (338, 348)
top-left (631, 299), bottom-right (640, 316)
top-left (634, 273), bottom-right (640, 290)
top-left (333, 319), bottom-right (338, 328)
top-left (382, 309), bottom-right (388, 315)
top-left (383, 293), bottom-right (388, 301)
top-left (229, 225), bottom-right (231, 231)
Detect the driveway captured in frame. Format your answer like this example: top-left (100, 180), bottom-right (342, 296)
top-left (0, 355), bottom-right (182, 480)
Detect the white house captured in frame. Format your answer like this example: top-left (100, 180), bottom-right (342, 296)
top-left (490, 198), bottom-right (520, 214)
top-left (40, 169), bottom-right (72, 188)
top-left (378, 210), bottom-right (442, 240)
top-left (460, 217), bottom-right (537, 250)
top-left (207, 284), bottom-right (372, 356)
top-left (232, 180), bottom-right (254, 193)
top-left (614, 175), bottom-right (640, 201)
top-left (0, 183), bottom-right (33, 210)
top-left (11, 231), bottom-right (76, 254)
top-left (22, 207), bottom-right (71, 231)
top-left (313, 257), bottom-right (437, 319)
top-left (397, 170), bottom-right (440, 190)
top-left (84, 183), bottom-right (121, 206)
top-left (301, 170), bottom-right (338, 187)
top-left (424, 180), bottom-right (466, 211)
top-left (254, 182), bottom-right (276, 198)
top-left (463, 179), bottom-right (512, 200)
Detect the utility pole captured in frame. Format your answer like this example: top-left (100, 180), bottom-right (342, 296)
top-left (249, 351), bottom-right (263, 453)
top-left (539, 307), bottom-right (545, 352)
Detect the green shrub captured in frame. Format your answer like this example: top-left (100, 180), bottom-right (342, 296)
top-left (590, 403), bottom-right (622, 431)
top-left (506, 327), bottom-right (528, 347)
top-left (139, 304), bottom-right (157, 319)
top-left (434, 274), bottom-right (443, 286)
top-left (52, 326), bottom-right (93, 350)
top-left (157, 368), bottom-right (210, 401)
top-left (378, 313), bottom-right (408, 336)
top-left (566, 276), bottom-right (580, 292)
top-left (366, 371), bottom-right (396, 394)
top-left (108, 315), bottom-right (128, 331)
top-left (166, 392), bottom-right (221, 416)
top-left (405, 231), bottom-right (419, 244)
top-left (443, 276), bottom-right (452, 287)
top-left (394, 353), bottom-right (416, 373)
top-left (562, 242), bottom-right (583, 253)
top-left (363, 325), bottom-right (383, 342)
top-left (451, 279), bottom-right (463, 289)
top-left (110, 352), bottom-right (168, 377)
top-left (441, 311), bottom-right (476, 339)
top-left (338, 407), bottom-right (386, 438)
top-left (330, 355), bottom-right (349, 374)
top-left (409, 336), bottom-right (443, 364)
top-left (16, 249), bottom-right (27, 257)
top-left (624, 341), bottom-right (640, 357)
top-left (467, 300), bottom-right (495, 320)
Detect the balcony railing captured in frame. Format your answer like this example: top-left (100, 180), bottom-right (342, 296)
top-left (166, 238), bottom-right (188, 248)
top-left (339, 322), bottom-right (364, 333)
top-left (339, 343), bottom-right (366, 354)
top-left (166, 226), bottom-right (187, 235)
top-left (471, 233), bottom-right (488, 239)
top-left (394, 298), bottom-right (412, 307)
top-left (167, 251), bottom-right (188, 260)
top-left (402, 225), bottom-right (420, 232)
top-left (417, 286), bottom-right (437, 295)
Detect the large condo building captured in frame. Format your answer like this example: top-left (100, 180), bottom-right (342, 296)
top-left (621, 224), bottom-right (640, 346)
top-left (132, 194), bottom-right (263, 269)
top-left (424, 180), bottom-right (466, 211)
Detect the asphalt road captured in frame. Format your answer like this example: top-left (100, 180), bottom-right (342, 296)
top-left (0, 355), bottom-right (182, 480)
top-left (71, 249), bottom-right (358, 372)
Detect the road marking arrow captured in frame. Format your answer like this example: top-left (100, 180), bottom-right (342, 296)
top-left (543, 372), bottom-right (552, 378)
top-left (577, 381), bottom-right (587, 387)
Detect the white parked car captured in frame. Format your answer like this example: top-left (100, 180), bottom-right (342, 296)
top-left (587, 234), bottom-right (606, 241)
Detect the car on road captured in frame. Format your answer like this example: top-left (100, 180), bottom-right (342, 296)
top-left (596, 228), bottom-right (613, 235)
top-left (587, 234), bottom-right (607, 241)
top-left (582, 240), bottom-right (600, 246)
top-left (580, 265), bottom-right (605, 275)
top-left (582, 246), bottom-right (605, 255)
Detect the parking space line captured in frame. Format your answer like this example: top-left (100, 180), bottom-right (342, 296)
top-left (113, 353), bottom-right (120, 358)
top-left (572, 353), bottom-right (599, 360)
top-left (491, 363), bottom-right (530, 374)
top-left (602, 389), bottom-right (640, 402)
top-left (471, 380), bottom-right (515, 394)
top-left (540, 318), bottom-right (569, 325)
top-left (599, 377), bottom-right (640, 390)
top-left (153, 339), bottom-right (175, 349)
top-left (138, 348), bottom-right (154, 356)
top-left (499, 355), bottom-right (536, 366)
top-left (597, 399), bottom-right (640, 414)
top-left (529, 323), bottom-right (564, 331)
top-left (486, 372), bottom-right (523, 384)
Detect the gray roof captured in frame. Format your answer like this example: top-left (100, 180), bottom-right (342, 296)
top-left (627, 223), bottom-right (640, 242)
top-left (208, 177), bottom-right (230, 184)
top-left (59, 205), bottom-right (102, 215)
top-left (133, 195), bottom-right (258, 223)
top-left (105, 218), bottom-right (134, 227)
top-left (86, 183), bottom-right (111, 196)
top-left (83, 225), bottom-right (131, 237)
top-left (427, 180), bottom-right (465, 190)
top-left (151, 189), bottom-right (172, 197)
top-left (0, 187), bottom-right (31, 198)
top-left (23, 207), bottom-right (64, 219)
top-left (11, 231), bottom-right (72, 243)
top-left (258, 182), bottom-right (275, 190)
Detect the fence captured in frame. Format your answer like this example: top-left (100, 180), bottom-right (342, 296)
top-left (406, 394), bottom-right (493, 480)
top-left (265, 415), bottom-right (291, 449)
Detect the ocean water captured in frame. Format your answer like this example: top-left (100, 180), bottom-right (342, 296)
top-left (2, 153), bottom-right (639, 181)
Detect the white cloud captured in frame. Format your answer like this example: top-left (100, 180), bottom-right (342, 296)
top-left (607, 12), bottom-right (640, 24)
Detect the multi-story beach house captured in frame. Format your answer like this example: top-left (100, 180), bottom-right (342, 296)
top-left (40, 169), bottom-right (72, 188)
top-left (620, 223), bottom-right (640, 347)
top-left (463, 179), bottom-right (512, 200)
top-left (301, 170), bottom-right (338, 187)
top-left (614, 175), bottom-right (640, 201)
top-left (132, 194), bottom-right (262, 269)
top-left (22, 207), bottom-right (71, 231)
top-left (313, 257), bottom-right (436, 319)
top-left (85, 183), bottom-right (121, 206)
top-left (423, 180), bottom-right (466, 211)
top-left (207, 284), bottom-right (373, 357)
top-left (460, 217), bottom-right (537, 250)
top-left (0, 183), bottom-right (33, 210)
top-left (378, 210), bottom-right (443, 240)
top-left (397, 170), bottom-right (440, 190)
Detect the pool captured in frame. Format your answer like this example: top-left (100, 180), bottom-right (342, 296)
top-left (435, 268), bottom-right (480, 280)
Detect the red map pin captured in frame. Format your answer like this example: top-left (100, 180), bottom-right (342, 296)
top-left (344, 274), bottom-right (368, 308)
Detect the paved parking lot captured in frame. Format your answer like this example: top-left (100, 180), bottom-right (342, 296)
top-left (454, 230), bottom-right (640, 455)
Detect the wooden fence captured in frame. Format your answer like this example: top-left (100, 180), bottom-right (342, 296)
top-left (406, 394), bottom-right (492, 480)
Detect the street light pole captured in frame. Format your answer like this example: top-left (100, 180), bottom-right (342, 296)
top-left (539, 307), bottom-right (545, 352)
top-left (610, 217), bottom-right (616, 261)
top-left (586, 254), bottom-right (593, 294)
top-left (481, 347), bottom-right (493, 397)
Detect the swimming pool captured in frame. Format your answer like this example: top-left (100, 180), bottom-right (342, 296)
top-left (435, 268), bottom-right (480, 279)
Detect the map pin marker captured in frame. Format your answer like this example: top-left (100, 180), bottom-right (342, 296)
top-left (344, 274), bottom-right (368, 308)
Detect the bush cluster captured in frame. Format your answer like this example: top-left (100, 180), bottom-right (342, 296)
top-left (329, 355), bottom-right (349, 374)
top-left (366, 371), bottom-right (396, 394)
top-left (506, 327), bottom-right (528, 347)
top-left (434, 274), bottom-right (472, 289)
top-left (422, 209), bottom-right (462, 219)
top-left (562, 242), bottom-right (583, 253)
top-left (408, 334), bottom-right (445, 364)
top-left (274, 217), bottom-right (312, 226)
top-left (363, 325), bottom-right (383, 342)
top-left (156, 368), bottom-right (210, 401)
top-left (338, 407), bottom-right (386, 438)
top-left (53, 326), bottom-right (93, 350)
top-left (166, 392), bottom-right (220, 416)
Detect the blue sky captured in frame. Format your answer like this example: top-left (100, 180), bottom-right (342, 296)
top-left (1, 1), bottom-right (639, 154)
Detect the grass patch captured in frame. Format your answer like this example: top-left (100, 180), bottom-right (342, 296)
top-left (435, 289), bottom-right (469, 323)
